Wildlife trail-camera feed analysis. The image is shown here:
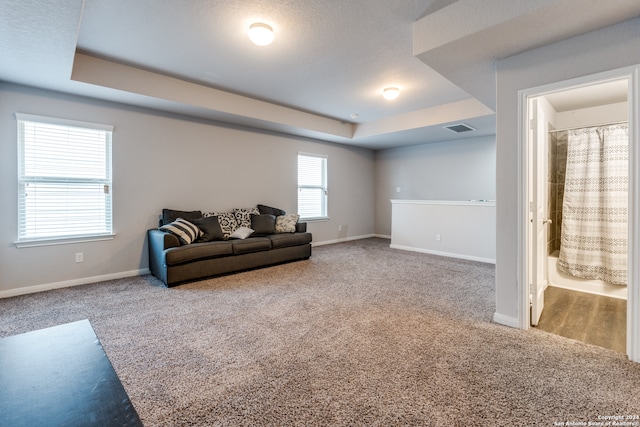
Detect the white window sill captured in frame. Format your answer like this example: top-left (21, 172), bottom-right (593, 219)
top-left (14, 234), bottom-right (116, 248)
top-left (300, 217), bottom-right (329, 222)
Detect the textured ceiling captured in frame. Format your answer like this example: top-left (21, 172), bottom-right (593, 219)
top-left (76, 0), bottom-right (470, 124)
top-left (1, 0), bottom-right (639, 149)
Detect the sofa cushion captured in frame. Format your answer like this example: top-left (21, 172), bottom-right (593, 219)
top-left (161, 209), bottom-right (202, 226)
top-left (258, 204), bottom-right (286, 217)
top-left (275, 214), bottom-right (299, 233)
top-left (231, 237), bottom-right (271, 255)
top-left (159, 218), bottom-right (201, 245)
top-left (165, 241), bottom-right (234, 265)
top-left (204, 212), bottom-right (238, 240)
top-left (251, 214), bottom-right (276, 236)
top-left (234, 207), bottom-right (260, 228)
top-left (191, 216), bottom-right (224, 242)
top-left (268, 232), bottom-right (312, 249)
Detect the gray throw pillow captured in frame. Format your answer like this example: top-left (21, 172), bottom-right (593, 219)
top-left (161, 208), bottom-right (202, 226)
top-left (204, 212), bottom-right (238, 240)
top-left (191, 216), bottom-right (224, 242)
top-left (257, 204), bottom-right (286, 217)
top-left (251, 214), bottom-right (276, 236)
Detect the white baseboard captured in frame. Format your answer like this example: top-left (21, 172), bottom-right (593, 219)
top-left (493, 312), bottom-right (520, 328)
top-left (312, 234), bottom-right (378, 247)
top-left (389, 244), bottom-right (496, 264)
top-left (0, 268), bottom-right (151, 299)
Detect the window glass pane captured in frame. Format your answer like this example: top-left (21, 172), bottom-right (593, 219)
top-left (298, 155), bottom-right (324, 186)
top-left (298, 188), bottom-right (325, 218)
top-left (22, 122), bottom-right (109, 179)
top-left (19, 182), bottom-right (111, 239)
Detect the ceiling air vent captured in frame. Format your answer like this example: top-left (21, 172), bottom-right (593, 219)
top-left (444, 123), bottom-right (475, 133)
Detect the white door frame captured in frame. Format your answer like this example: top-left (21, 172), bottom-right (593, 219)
top-left (529, 97), bottom-right (551, 326)
top-left (516, 64), bottom-right (640, 362)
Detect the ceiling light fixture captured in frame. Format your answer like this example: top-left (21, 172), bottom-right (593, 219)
top-left (382, 87), bottom-right (399, 100)
top-left (248, 23), bottom-right (274, 46)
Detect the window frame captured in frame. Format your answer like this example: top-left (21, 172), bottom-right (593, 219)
top-left (14, 113), bottom-right (115, 248)
top-left (297, 152), bottom-right (329, 221)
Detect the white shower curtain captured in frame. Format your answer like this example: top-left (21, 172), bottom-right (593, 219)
top-left (558, 123), bottom-right (628, 285)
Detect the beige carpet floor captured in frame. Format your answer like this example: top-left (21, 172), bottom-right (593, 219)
top-left (1, 238), bottom-right (639, 426)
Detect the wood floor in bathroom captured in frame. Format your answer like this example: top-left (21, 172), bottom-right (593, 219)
top-left (535, 285), bottom-right (627, 353)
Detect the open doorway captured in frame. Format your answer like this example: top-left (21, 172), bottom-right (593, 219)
top-left (532, 80), bottom-right (628, 353)
top-left (518, 65), bottom-right (640, 361)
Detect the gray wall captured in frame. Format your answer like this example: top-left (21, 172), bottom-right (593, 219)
top-left (374, 136), bottom-right (496, 236)
top-left (0, 83), bottom-right (375, 294)
top-left (495, 18), bottom-right (640, 323)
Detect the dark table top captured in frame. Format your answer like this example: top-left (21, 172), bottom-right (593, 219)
top-left (0, 319), bottom-right (143, 427)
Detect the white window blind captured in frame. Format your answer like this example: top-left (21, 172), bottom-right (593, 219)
top-left (16, 113), bottom-right (113, 245)
top-left (298, 153), bottom-right (327, 219)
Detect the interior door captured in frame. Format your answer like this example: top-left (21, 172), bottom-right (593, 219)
top-left (530, 98), bottom-right (548, 326)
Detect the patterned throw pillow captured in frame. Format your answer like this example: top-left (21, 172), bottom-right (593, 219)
top-left (204, 211), bottom-right (238, 240)
top-left (233, 207), bottom-right (260, 228)
top-left (275, 214), bottom-right (299, 233)
top-left (159, 218), bottom-right (201, 245)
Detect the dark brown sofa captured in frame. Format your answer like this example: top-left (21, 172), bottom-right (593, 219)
top-left (148, 206), bottom-right (312, 287)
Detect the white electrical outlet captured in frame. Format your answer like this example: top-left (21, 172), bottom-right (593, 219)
top-left (75, 252), bottom-right (84, 263)
top-left (338, 225), bottom-right (342, 231)
top-left (395, 187), bottom-right (402, 193)
top-left (436, 234), bottom-right (441, 242)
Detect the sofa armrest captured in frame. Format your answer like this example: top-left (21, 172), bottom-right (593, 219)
top-left (148, 229), bottom-right (180, 250)
top-left (148, 229), bottom-right (180, 283)
top-left (296, 222), bottom-right (307, 233)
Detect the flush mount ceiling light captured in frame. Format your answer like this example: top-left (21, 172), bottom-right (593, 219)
top-left (382, 87), bottom-right (399, 100)
top-left (248, 23), bottom-right (274, 46)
